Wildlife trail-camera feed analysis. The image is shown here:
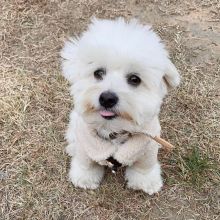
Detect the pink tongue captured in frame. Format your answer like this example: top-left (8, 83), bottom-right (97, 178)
top-left (99, 110), bottom-right (115, 117)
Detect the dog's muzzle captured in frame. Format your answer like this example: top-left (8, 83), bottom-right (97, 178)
top-left (99, 91), bottom-right (119, 108)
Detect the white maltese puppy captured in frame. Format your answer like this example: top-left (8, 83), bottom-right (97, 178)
top-left (61, 18), bottom-right (180, 195)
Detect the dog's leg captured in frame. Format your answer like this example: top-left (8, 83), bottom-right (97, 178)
top-left (125, 143), bottom-right (163, 195)
top-left (66, 142), bottom-right (76, 156)
top-left (69, 153), bottom-right (104, 189)
top-left (125, 162), bottom-right (162, 195)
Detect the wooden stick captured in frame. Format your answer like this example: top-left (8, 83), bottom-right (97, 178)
top-left (135, 132), bottom-right (174, 150)
top-left (152, 136), bottom-right (174, 150)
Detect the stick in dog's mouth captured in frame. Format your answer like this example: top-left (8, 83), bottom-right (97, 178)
top-left (134, 131), bottom-right (174, 150)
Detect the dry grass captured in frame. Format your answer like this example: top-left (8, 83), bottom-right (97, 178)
top-left (1, 0), bottom-right (220, 219)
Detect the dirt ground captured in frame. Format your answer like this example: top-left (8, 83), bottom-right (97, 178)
top-left (1, 0), bottom-right (220, 219)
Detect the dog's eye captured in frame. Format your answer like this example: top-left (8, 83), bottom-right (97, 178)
top-left (94, 68), bottom-right (106, 80)
top-left (127, 74), bottom-right (141, 86)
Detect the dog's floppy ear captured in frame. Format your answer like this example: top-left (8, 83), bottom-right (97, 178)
top-left (163, 59), bottom-right (181, 89)
top-left (61, 38), bottom-right (79, 84)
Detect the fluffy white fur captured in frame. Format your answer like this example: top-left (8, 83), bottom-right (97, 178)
top-left (61, 18), bottom-right (180, 195)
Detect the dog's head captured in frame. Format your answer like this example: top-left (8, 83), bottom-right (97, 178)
top-left (61, 18), bottom-right (180, 131)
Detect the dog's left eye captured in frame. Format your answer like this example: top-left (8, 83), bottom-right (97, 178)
top-left (127, 74), bottom-right (141, 86)
top-left (94, 68), bottom-right (106, 80)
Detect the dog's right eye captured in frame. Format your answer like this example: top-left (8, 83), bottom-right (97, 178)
top-left (94, 68), bottom-right (106, 80)
top-left (127, 74), bottom-right (141, 87)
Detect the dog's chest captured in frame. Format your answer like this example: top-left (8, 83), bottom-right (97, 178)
top-left (96, 128), bottom-right (132, 145)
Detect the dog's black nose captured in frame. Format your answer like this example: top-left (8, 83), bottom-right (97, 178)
top-left (99, 91), bottom-right (119, 108)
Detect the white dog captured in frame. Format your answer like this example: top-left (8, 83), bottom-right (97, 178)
top-left (61, 18), bottom-right (180, 195)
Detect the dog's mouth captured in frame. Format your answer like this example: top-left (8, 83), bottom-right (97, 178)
top-left (99, 110), bottom-right (117, 120)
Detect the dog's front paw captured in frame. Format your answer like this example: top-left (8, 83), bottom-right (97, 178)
top-left (125, 163), bottom-right (163, 195)
top-left (69, 158), bottom-right (104, 189)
